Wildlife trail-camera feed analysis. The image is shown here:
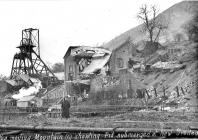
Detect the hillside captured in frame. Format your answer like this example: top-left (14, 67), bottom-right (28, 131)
top-left (101, 0), bottom-right (198, 111)
top-left (103, 1), bottom-right (198, 50)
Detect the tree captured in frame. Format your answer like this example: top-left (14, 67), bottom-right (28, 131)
top-left (52, 62), bottom-right (64, 73)
top-left (137, 4), bottom-right (167, 43)
top-left (0, 74), bottom-right (8, 80)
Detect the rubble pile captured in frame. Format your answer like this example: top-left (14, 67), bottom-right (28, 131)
top-left (123, 98), bottom-right (146, 106)
top-left (151, 61), bottom-right (185, 70)
top-left (26, 113), bottom-right (51, 125)
top-left (102, 76), bottom-right (120, 88)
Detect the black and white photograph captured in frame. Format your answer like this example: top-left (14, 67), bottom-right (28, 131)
top-left (0, 0), bottom-right (197, 139)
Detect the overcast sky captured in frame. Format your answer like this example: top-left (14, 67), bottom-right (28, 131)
top-left (0, 0), bottom-right (182, 76)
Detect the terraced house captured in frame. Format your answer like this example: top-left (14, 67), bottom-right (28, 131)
top-left (109, 39), bottom-right (133, 75)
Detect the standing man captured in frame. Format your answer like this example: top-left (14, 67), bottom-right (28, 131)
top-left (61, 97), bottom-right (70, 118)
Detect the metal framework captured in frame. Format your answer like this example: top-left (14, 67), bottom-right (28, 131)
top-left (10, 28), bottom-right (57, 84)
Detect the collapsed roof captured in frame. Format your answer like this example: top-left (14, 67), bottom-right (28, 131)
top-left (151, 61), bottom-right (185, 69)
top-left (70, 46), bottom-right (111, 74)
top-left (71, 46), bottom-right (110, 58)
top-left (82, 54), bottom-right (111, 74)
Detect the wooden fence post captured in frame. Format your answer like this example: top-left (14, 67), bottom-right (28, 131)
top-left (162, 100), bottom-right (165, 111)
top-left (145, 89), bottom-right (150, 99)
top-left (176, 86), bottom-right (180, 97)
top-left (181, 87), bottom-right (185, 95)
top-left (154, 88), bottom-right (157, 97)
top-left (162, 86), bottom-right (166, 112)
top-left (145, 90), bottom-right (149, 109)
top-left (163, 86), bottom-right (166, 97)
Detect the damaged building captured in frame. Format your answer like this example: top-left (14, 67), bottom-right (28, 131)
top-left (63, 42), bottom-right (147, 104)
top-left (63, 46), bottom-right (111, 102)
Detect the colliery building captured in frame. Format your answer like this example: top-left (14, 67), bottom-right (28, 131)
top-left (63, 46), bottom-right (111, 102)
top-left (63, 41), bottom-right (145, 103)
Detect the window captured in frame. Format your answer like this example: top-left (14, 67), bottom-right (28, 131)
top-left (68, 65), bottom-right (74, 81)
top-left (117, 58), bottom-right (124, 68)
top-left (69, 65), bottom-right (73, 72)
top-left (68, 72), bottom-right (73, 81)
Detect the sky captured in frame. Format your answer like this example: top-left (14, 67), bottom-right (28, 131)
top-left (0, 0), bottom-right (182, 76)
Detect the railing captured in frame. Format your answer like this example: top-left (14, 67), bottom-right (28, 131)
top-left (0, 106), bottom-right (48, 122)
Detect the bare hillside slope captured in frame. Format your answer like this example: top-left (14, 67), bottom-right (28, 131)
top-left (103, 1), bottom-right (198, 50)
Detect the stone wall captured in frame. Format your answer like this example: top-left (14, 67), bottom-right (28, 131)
top-left (109, 41), bottom-right (132, 75)
top-left (89, 71), bottom-right (145, 103)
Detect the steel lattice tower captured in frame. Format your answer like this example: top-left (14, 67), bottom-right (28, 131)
top-left (10, 28), bottom-right (57, 85)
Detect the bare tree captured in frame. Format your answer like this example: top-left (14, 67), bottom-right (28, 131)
top-left (137, 4), bottom-right (167, 43)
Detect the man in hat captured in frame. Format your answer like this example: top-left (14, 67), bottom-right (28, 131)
top-left (61, 97), bottom-right (70, 118)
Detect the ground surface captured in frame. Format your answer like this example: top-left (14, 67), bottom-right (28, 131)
top-left (1, 110), bottom-right (197, 130)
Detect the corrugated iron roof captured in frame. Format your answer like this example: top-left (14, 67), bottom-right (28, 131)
top-left (5, 80), bottom-right (18, 86)
top-left (29, 77), bottom-right (41, 83)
